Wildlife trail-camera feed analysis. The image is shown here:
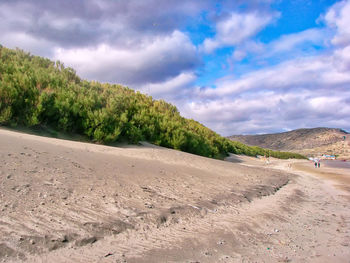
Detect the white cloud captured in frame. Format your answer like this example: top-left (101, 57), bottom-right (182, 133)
top-left (268, 28), bottom-right (326, 54)
top-left (0, 32), bottom-right (54, 57)
top-left (324, 0), bottom-right (350, 46)
top-left (53, 30), bottom-right (199, 85)
top-left (201, 53), bottom-right (350, 98)
top-left (138, 72), bottom-right (197, 98)
top-left (183, 87), bottom-right (350, 135)
top-left (232, 49), bottom-right (247, 61)
top-left (231, 41), bottom-right (265, 61)
top-left (231, 28), bottom-right (327, 63)
top-left (333, 45), bottom-right (350, 71)
top-left (202, 11), bottom-right (277, 53)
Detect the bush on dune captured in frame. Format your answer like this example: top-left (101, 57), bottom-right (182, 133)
top-left (0, 46), bottom-right (305, 160)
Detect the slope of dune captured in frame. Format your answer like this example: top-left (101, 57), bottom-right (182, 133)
top-left (1, 128), bottom-right (350, 262)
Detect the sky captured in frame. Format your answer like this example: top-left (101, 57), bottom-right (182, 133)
top-left (1, 0), bottom-right (350, 135)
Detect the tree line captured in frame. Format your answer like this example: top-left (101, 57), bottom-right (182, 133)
top-left (0, 45), bottom-right (305, 159)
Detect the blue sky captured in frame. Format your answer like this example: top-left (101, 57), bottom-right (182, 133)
top-left (195, 0), bottom-right (337, 85)
top-left (1, 0), bottom-right (349, 135)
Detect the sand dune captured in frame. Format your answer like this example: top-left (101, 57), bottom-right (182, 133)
top-left (0, 128), bottom-right (349, 262)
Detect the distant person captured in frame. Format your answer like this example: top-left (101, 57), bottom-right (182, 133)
top-left (318, 161), bottom-right (320, 168)
top-left (315, 162), bottom-right (317, 168)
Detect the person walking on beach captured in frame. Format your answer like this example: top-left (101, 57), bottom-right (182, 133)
top-left (315, 161), bottom-right (317, 168)
top-left (318, 161), bottom-right (320, 168)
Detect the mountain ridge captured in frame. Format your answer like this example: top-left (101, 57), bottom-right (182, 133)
top-left (228, 127), bottom-right (350, 158)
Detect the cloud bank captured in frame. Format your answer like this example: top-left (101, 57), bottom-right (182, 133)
top-left (186, 0), bottom-right (350, 135)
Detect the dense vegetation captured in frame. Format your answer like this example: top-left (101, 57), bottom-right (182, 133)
top-left (0, 45), bottom-right (305, 159)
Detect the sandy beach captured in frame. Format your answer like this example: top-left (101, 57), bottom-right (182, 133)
top-left (0, 128), bottom-right (349, 262)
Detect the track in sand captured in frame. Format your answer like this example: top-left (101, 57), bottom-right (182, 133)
top-left (0, 129), bottom-right (349, 262)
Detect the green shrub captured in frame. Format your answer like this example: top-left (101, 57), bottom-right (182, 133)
top-left (0, 46), bottom-right (305, 160)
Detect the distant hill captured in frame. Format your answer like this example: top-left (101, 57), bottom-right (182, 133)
top-left (228, 128), bottom-right (350, 158)
top-left (0, 45), bottom-right (304, 159)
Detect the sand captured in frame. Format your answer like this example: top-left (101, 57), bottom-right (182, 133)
top-left (0, 128), bottom-right (349, 262)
